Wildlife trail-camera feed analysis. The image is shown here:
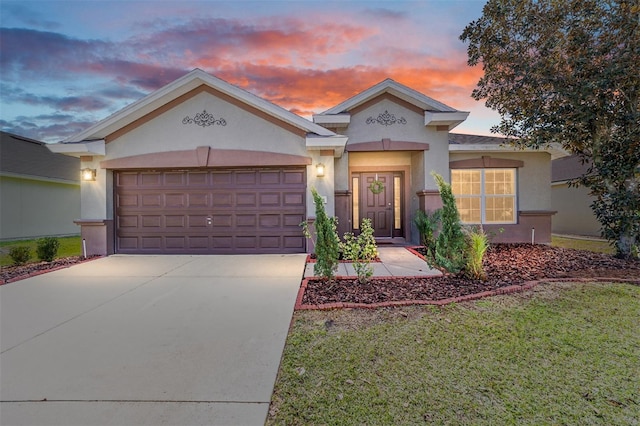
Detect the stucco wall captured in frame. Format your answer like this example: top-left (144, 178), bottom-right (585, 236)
top-left (449, 151), bottom-right (552, 211)
top-left (551, 183), bottom-right (600, 236)
top-left (0, 176), bottom-right (80, 240)
top-left (106, 92), bottom-right (308, 159)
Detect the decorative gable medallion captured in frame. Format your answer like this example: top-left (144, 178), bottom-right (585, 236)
top-left (366, 110), bottom-right (407, 126)
top-left (182, 110), bottom-right (227, 127)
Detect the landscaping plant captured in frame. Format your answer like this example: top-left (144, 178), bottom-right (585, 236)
top-left (464, 226), bottom-right (489, 280)
top-left (9, 246), bottom-right (31, 266)
top-left (309, 188), bottom-right (340, 280)
top-left (431, 172), bottom-right (466, 273)
top-left (36, 237), bottom-right (60, 262)
top-left (341, 218), bottom-right (378, 284)
top-left (413, 208), bottom-right (441, 266)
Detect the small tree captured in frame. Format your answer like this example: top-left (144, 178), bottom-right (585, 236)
top-left (310, 188), bottom-right (340, 280)
top-left (341, 218), bottom-right (378, 283)
top-left (432, 172), bottom-right (466, 273)
top-left (413, 209), bottom-right (441, 266)
top-left (464, 226), bottom-right (489, 280)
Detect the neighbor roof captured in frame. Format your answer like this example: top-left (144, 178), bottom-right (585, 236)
top-left (0, 131), bottom-right (79, 183)
top-left (449, 132), bottom-right (570, 160)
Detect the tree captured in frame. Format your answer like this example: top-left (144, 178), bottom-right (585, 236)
top-left (432, 172), bottom-right (467, 273)
top-left (310, 188), bottom-right (340, 279)
top-left (461, 0), bottom-right (640, 258)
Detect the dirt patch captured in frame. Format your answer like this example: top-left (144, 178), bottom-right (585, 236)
top-left (302, 244), bottom-right (639, 307)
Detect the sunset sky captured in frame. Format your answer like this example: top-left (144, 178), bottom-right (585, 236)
top-left (0, 0), bottom-right (500, 143)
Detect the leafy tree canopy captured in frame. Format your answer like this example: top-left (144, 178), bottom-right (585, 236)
top-left (461, 0), bottom-right (640, 258)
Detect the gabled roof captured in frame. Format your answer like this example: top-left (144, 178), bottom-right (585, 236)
top-left (314, 78), bottom-right (469, 129)
top-left (322, 78), bottom-right (459, 114)
top-left (64, 68), bottom-right (337, 143)
top-left (0, 131), bottom-right (79, 183)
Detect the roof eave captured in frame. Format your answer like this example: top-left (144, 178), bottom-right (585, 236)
top-left (47, 140), bottom-right (106, 157)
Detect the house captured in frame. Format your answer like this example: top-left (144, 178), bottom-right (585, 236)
top-left (47, 69), bottom-right (567, 255)
top-left (551, 155), bottom-right (601, 237)
top-left (0, 131), bottom-right (80, 240)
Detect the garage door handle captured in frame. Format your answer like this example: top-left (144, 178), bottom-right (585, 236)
top-left (206, 217), bottom-right (213, 226)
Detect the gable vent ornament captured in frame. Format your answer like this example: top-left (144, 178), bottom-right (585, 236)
top-left (366, 110), bottom-right (407, 126)
top-left (183, 110), bottom-right (227, 127)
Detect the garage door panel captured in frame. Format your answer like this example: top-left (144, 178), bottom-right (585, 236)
top-left (115, 168), bottom-right (306, 254)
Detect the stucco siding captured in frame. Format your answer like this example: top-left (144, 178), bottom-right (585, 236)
top-left (551, 183), bottom-right (600, 236)
top-left (0, 176), bottom-right (80, 240)
top-left (106, 91), bottom-right (307, 160)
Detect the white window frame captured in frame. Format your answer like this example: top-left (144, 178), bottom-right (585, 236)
top-left (451, 168), bottom-right (518, 225)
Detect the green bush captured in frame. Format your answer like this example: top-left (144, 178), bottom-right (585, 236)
top-left (36, 237), bottom-right (60, 262)
top-left (9, 246), bottom-right (31, 266)
top-left (341, 218), bottom-right (378, 283)
top-left (431, 172), bottom-right (466, 274)
top-left (310, 188), bottom-right (340, 280)
top-left (464, 226), bottom-right (489, 280)
top-left (413, 209), bottom-right (441, 266)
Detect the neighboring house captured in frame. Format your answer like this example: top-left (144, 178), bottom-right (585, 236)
top-left (48, 69), bottom-right (567, 255)
top-left (551, 155), bottom-right (601, 237)
top-left (0, 131), bottom-right (80, 240)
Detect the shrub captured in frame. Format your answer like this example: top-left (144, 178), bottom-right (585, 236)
top-left (310, 188), bottom-right (340, 280)
top-left (464, 226), bottom-right (489, 280)
top-left (413, 209), bottom-right (441, 266)
top-left (341, 218), bottom-right (378, 283)
top-left (36, 237), bottom-right (60, 262)
top-left (431, 172), bottom-right (466, 274)
top-left (9, 246), bottom-right (31, 266)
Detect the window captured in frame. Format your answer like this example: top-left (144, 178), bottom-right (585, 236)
top-left (451, 169), bottom-right (516, 224)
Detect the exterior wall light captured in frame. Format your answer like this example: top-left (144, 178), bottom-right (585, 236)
top-left (81, 168), bottom-right (97, 181)
top-left (316, 163), bottom-right (325, 177)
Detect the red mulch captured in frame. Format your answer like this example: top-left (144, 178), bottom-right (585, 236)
top-left (0, 256), bottom-right (101, 284)
top-left (302, 244), bottom-right (640, 306)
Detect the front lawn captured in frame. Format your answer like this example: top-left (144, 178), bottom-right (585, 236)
top-left (269, 282), bottom-right (640, 424)
top-left (0, 236), bottom-right (82, 266)
top-left (552, 235), bottom-right (615, 254)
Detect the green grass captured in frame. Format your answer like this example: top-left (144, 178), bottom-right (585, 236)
top-left (268, 282), bottom-right (640, 425)
top-left (0, 236), bottom-right (82, 266)
top-left (552, 235), bottom-right (615, 254)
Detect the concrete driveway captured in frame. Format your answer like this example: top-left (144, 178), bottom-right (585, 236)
top-left (0, 254), bottom-right (306, 426)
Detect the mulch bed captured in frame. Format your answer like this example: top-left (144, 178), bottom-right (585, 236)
top-left (300, 244), bottom-right (640, 308)
top-left (0, 256), bottom-right (101, 285)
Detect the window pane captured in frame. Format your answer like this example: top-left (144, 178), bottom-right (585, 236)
top-left (485, 196), bottom-right (515, 223)
top-left (352, 177), bottom-right (359, 229)
top-left (394, 176), bottom-right (401, 230)
top-left (485, 169), bottom-right (515, 195)
top-left (452, 170), bottom-right (481, 195)
top-left (455, 197), bottom-right (481, 223)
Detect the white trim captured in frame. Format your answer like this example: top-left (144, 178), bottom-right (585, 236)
top-left (47, 140), bottom-right (106, 157)
top-left (424, 111), bottom-right (470, 129)
top-left (312, 113), bottom-right (351, 127)
top-left (64, 69), bottom-right (336, 142)
top-left (305, 134), bottom-right (348, 157)
top-left (320, 78), bottom-right (459, 115)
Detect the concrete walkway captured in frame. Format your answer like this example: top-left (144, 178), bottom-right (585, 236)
top-left (304, 246), bottom-right (441, 278)
top-left (0, 254), bottom-right (306, 426)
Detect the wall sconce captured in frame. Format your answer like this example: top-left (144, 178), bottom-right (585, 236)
top-left (81, 168), bottom-right (97, 181)
top-left (316, 163), bottom-right (325, 177)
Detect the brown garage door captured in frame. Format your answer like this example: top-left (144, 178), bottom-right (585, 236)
top-left (115, 168), bottom-right (306, 254)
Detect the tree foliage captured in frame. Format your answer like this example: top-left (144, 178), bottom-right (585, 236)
top-left (310, 188), bottom-right (340, 279)
top-left (461, 0), bottom-right (640, 258)
top-left (432, 172), bottom-right (467, 273)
